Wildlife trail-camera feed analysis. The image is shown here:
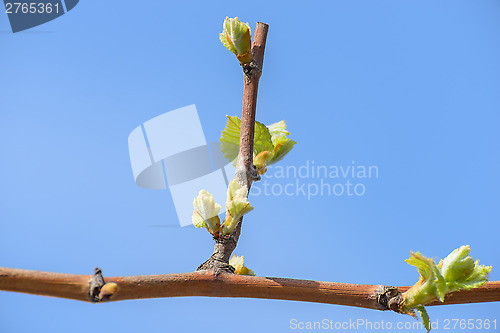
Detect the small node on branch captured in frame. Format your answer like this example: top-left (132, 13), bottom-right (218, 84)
top-left (373, 285), bottom-right (404, 312)
top-left (89, 268), bottom-right (105, 302)
top-left (89, 267), bottom-right (119, 302)
top-left (242, 61), bottom-right (261, 84)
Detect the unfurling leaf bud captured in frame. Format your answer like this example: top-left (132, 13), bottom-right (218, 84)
top-left (219, 17), bottom-right (252, 64)
top-left (437, 245), bottom-right (491, 291)
top-left (402, 245), bottom-right (491, 332)
top-left (192, 190), bottom-right (222, 235)
top-left (222, 179), bottom-right (254, 235)
top-left (229, 255), bottom-right (256, 276)
top-left (438, 245), bottom-right (476, 282)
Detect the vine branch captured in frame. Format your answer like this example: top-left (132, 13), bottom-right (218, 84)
top-left (197, 22), bottom-right (269, 273)
top-left (235, 21), bottom-right (268, 189)
top-left (1, 268), bottom-right (499, 308)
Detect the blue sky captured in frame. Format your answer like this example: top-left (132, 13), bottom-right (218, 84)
top-left (1, 1), bottom-right (499, 332)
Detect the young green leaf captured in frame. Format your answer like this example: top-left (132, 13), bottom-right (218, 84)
top-left (415, 305), bottom-right (430, 332)
top-left (254, 120), bottom-right (275, 155)
top-left (267, 135), bottom-right (296, 166)
top-left (220, 116), bottom-right (241, 166)
top-left (267, 120), bottom-right (290, 145)
top-left (220, 116), bottom-right (274, 166)
top-left (259, 120), bottom-right (296, 169)
top-left (220, 116), bottom-right (241, 165)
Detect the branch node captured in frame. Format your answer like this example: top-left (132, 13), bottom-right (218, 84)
top-left (242, 61), bottom-right (262, 84)
top-left (235, 164), bottom-right (260, 189)
top-left (373, 285), bottom-right (404, 312)
top-left (89, 267), bottom-right (119, 303)
top-left (89, 267), bottom-right (105, 302)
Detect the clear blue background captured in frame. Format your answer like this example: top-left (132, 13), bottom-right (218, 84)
top-left (1, 1), bottom-right (499, 332)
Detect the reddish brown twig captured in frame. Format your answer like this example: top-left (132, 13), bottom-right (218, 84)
top-left (198, 22), bottom-right (269, 273)
top-left (235, 21), bottom-right (268, 189)
top-left (1, 267), bottom-right (499, 308)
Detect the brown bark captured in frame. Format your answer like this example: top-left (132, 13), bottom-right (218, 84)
top-left (198, 22), bottom-right (269, 273)
top-left (235, 21), bottom-right (268, 189)
top-left (1, 267), bottom-right (499, 308)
